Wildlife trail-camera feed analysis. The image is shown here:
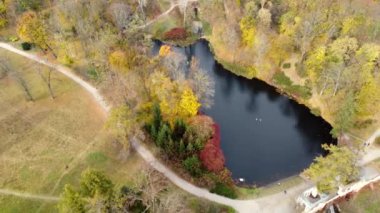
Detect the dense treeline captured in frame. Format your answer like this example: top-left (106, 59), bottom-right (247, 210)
top-left (200, 0), bottom-right (380, 139)
top-left (198, 0), bottom-right (380, 193)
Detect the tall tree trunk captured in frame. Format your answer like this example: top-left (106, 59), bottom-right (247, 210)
top-left (333, 69), bottom-right (342, 96)
top-left (39, 68), bottom-right (55, 99)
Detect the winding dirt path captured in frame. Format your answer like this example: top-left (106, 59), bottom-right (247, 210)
top-left (1, 42), bottom-right (380, 212)
top-left (0, 189), bottom-right (59, 202)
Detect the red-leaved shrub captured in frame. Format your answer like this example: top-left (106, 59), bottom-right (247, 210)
top-left (164, 28), bottom-right (187, 40)
top-left (199, 124), bottom-right (225, 173)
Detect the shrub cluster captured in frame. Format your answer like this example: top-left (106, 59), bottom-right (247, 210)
top-left (21, 42), bottom-right (32, 50)
top-left (164, 27), bottom-right (187, 40)
top-left (210, 182), bottom-right (237, 199)
top-left (145, 103), bottom-right (235, 194)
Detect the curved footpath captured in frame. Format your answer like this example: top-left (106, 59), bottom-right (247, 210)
top-left (0, 189), bottom-right (59, 202)
top-left (1, 42), bottom-right (379, 213)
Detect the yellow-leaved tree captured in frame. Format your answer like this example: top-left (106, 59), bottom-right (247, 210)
top-left (148, 72), bottom-right (200, 123)
top-left (0, 1), bottom-right (7, 29)
top-left (176, 87), bottom-right (201, 118)
top-left (17, 11), bottom-right (50, 50)
top-left (108, 50), bottom-right (132, 73)
top-left (239, 16), bottom-right (256, 47)
top-left (159, 45), bottom-right (171, 57)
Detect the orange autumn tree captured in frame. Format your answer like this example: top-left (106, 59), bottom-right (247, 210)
top-left (200, 124), bottom-right (225, 172)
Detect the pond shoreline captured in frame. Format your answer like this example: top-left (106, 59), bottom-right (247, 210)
top-left (161, 37), bottom-right (334, 126)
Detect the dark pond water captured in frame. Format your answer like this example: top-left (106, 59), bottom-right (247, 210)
top-left (152, 40), bottom-right (335, 186)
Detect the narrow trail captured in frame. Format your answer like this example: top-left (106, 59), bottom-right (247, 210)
top-left (138, 0), bottom-right (198, 29)
top-left (1, 42), bottom-right (380, 212)
top-left (361, 129), bottom-right (380, 165)
top-left (0, 189), bottom-right (59, 202)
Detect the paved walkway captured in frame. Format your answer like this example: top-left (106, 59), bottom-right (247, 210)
top-left (1, 42), bottom-right (380, 212)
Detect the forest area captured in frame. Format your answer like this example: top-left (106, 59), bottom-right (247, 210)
top-left (0, 0), bottom-right (380, 212)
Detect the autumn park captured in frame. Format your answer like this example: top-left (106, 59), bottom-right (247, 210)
top-left (0, 0), bottom-right (380, 213)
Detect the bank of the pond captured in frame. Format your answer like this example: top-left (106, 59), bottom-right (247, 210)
top-left (152, 39), bottom-right (336, 186)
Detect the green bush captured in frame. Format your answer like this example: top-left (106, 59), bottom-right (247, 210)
top-left (17, 0), bottom-right (42, 11)
top-left (21, 42), bottom-right (32, 51)
top-left (273, 72), bottom-right (292, 87)
top-left (210, 183), bottom-right (237, 199)
top-left (8, 36), bottom-right (19, 42)
top-left (287, 85), bottom-right (312, 99)
top-left (183, 156), bottom-right (202, 177)
top-left (86, 68), bottom-right (100, 80)
top-left (282, 63), bottom-right (291, 69)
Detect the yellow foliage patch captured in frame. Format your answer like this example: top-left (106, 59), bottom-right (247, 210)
top-left (159, 45), bottom-right (171, 57)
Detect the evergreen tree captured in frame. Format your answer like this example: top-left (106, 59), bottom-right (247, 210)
top-left (187, 142), bottom-right (194, 153)
top-left (156, 124), bottom-right (170, 148)
top-left (179, 139), bottom-right (186, 154)
top-left (172, 118), bottom-right (188, 142)
top-left (152, 103), bottom-right (163, 133)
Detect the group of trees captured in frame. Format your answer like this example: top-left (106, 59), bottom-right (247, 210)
top-left (197, 0), bottom-right (380, 195)
top-left (144, 102), bottom-right (236, 197)
top-left (304, 144), bottom-right (359, 193)
top-left (145, 103), bottom-right (230, 185)
top-left (59, 168), bottom-right (190, 213)
top-left (200, 0), bottom-right (380, 136)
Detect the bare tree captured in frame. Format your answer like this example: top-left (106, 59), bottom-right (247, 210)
top-left (189, 58), bottom-right (215, 108)
top-left (137, 0), bottom-right (147, 22)
top-left (162, 50), bottom-right (187, 82)
top-left (107, 2), bottom-right (132, 31)
top-left (38, 67), bottom-right (55, 99)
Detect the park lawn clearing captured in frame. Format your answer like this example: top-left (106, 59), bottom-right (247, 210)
top-left (0, 49), bottom-right (144, 211)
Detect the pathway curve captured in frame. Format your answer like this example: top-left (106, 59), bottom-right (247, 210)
top-left (1, 42), bottom-right (380, 213)
top-left (0, 189), bottom-right (59, 202)
top-left (361, 129), bottom-right (380, 165)
top-left (138, 0), bottom-right (198, 29)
